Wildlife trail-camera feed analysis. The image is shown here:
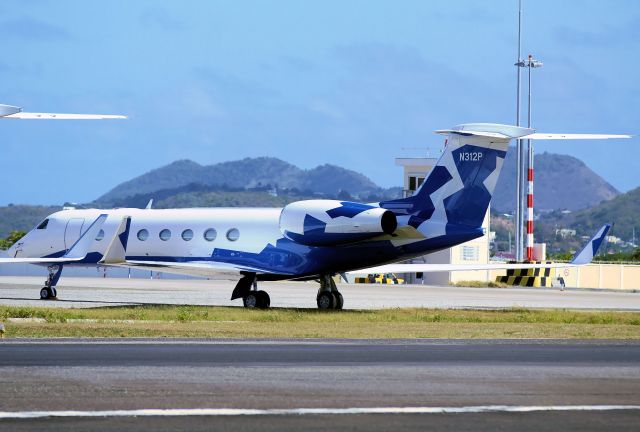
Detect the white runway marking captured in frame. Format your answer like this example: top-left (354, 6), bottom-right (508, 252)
top-left (1, 405), bottom-right (639, 419)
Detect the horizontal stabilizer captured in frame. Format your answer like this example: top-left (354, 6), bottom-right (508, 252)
top-left (435, 123), bottom-right (535, 139)
top-left (522, 133), bottom-right (631, 140)
top-left (435, 124), bottom-right (631, 141)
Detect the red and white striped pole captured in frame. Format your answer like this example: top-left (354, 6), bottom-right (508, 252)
top-left (526, 150), bottom-right (534, 261)
top-left (525, 54), bottom-right (543, 262)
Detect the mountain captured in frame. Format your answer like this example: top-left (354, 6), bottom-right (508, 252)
top-left (492, 151), bottom-right (619, 212)
top-left (100, 153), bottom-right (620, 213)
top-left (543, 187), bottom-right (640, 242)
top-left (98, 157), bottom-right (380, 204)
top-left (0, 205), bottom-right (61, 238)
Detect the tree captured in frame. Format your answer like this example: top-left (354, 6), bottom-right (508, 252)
top-left (0, 230), bottom-right (26, 250)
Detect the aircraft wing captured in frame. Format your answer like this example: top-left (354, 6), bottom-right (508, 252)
top-left (106, 260), bottom-right (284, 279)
top-left (0, 103), bottom-right (126, 119)
top-left (4, 112), bottom-right (127, 120)
top-left (0, 214), bottom-right (108, 264)
top-left (352, 224), bottom-right (611, 274)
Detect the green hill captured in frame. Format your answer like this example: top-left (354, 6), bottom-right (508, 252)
top-left (0, 205), bottom-right (61, 238)
top-left (554, 187), bottom-right (640, 241)
top-left (492, 151), bottom-right (619, 212)
top-left (98, 157), bottom-right (382, 204)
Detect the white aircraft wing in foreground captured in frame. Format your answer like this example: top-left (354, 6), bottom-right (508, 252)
top-left (351, 224), bottom-right (611, 275)
top-left (0, 103), bottom-right (126, 120)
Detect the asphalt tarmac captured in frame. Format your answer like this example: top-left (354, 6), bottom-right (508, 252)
top-left (1, 339), bottom-right (639, 431)
top-left (1, 276), bottom-right (639, 310)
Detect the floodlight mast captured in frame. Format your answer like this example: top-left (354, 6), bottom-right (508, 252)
top-left (514, 0), bottom-right (524, 262)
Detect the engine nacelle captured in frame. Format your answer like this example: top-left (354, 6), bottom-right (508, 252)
top-left (279, 200), bottom-right (397, 246)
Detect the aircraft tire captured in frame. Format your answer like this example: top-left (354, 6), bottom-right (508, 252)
top-left (243, 293), bottom-right (259, 308)
top-left (256, 290), bottom-right (270, 309)
top-left (316, 292), bottom-right (336, 310)
top-left (334, 292), bottom-right (344, 310)
top-left (40, 287), bottom-right (50, 300)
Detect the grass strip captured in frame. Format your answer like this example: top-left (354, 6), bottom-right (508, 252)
top-left (0, 305), bottom-right (639, 339)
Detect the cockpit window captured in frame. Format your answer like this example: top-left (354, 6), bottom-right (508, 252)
top-left (36, 219), bottom-right (49, 230)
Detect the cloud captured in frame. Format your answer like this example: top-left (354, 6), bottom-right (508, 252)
top-left (2, 16), bottom-right (71, 41)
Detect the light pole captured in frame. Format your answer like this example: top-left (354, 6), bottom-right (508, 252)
top-left (514, 0), bottom-right (524, 262)
top-left (526, 54), bottom-right (543, 261)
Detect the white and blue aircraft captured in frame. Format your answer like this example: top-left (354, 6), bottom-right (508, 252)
top-left (1, 120), bottom-right (627, 309)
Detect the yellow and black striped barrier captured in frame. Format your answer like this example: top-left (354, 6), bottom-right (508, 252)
top-left (496, 262), bottom-right (554, 287)
top-left (354, 274), bottom-right (403, 284)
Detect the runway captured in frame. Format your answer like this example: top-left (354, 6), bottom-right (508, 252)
top-left (1, 339), bottom-right (639, 431)
top-left (1, 276), bottom-right (639, 310)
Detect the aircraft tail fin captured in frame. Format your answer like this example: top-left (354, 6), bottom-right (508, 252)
top-left (381, 123), bottom-right (530, 233)
top-left (570, 224), bottom-right (611, 265)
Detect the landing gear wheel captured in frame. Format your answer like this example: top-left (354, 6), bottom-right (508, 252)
top-left (243, 290), bottom-right (270, 309)
top-left (40, 287), bottom-right (57, 300)
top-left (333, 292), bottom-right (344, 310)
top-left (243, 293), bottom-right (258, 308)
top-left (40, 287), bottom-right (50, 300)
top-left (256, 290), bottom-right (271, 309)
top-left (317, 292), bottom-right (336, 310)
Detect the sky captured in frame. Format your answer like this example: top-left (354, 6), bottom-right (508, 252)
top-left (1, 0), bottom-right (638, 205)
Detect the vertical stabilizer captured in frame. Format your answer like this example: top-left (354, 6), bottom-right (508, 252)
top-left (381, 124), bottom-right (531, 237)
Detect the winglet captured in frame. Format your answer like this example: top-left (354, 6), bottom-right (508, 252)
top-left (99, 216), bottom-right (132, 264)
top-left (63, 214), bottom-right (108, 259)
top-left (570, 224), bottom-right (611, 265)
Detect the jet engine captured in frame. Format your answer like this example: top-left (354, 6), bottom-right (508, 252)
top-left (279, 200), bottom-right (397, 247)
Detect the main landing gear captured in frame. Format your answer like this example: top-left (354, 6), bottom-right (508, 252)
top-left (316, 274), bottom-right (343, 310)
top-left (40, 265), bottom-right (63, 300)
top-left (232, 274), bottom-right (271, 309)
top-left (231, 273), bottom-right (344, 310)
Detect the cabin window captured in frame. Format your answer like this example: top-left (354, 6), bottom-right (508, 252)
top-left (204, 228), bottom-right (217, 241)
top-left (226, 228), bottom-right (240, 241)
top-left (159, 229), bottom-right (172, 241)
top-left (181, 229), bottom-right (194, 241)
top-left (137, 229), bottom-right (149, 241)
top-left (36, 219), bottom-right (49, 230)
top-left (95, 229), bottom-right (105, 241)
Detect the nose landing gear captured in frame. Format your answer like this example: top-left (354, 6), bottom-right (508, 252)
top-left (40, 265), bottom-right (62, 300)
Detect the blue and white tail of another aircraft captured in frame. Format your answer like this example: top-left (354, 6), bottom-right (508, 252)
top-left (0, 122), bottom-right (628, 308)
